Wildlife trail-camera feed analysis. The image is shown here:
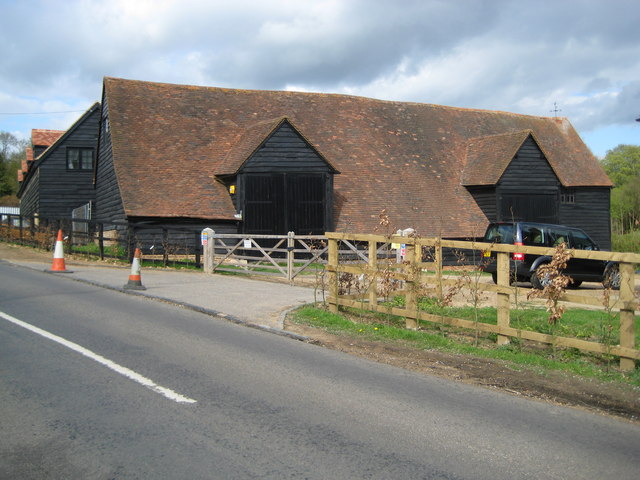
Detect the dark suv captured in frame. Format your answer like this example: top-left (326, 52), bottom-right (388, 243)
top-left (481, 222), bottom-right (620, 289)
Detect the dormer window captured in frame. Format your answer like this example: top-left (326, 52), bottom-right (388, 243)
top-left (67, 147), bottom-right (93, 170)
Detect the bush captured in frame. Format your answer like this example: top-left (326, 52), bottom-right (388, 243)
top-left (612, 230), bottom-right (640, 254)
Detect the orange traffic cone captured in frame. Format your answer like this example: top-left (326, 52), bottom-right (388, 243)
top-left (124, 248), bottom-right (146, 290)
top-left (46, 229), bottom-right (73, 273)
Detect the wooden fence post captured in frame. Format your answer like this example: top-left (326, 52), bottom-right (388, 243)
top-left (202, 228), bottom-right (214, 274)
top-left (287, 231), bottom-right (295, 283)
top-left (194, 230), bottom-right (202, 268)
top-left (434, 239), bottom-right (443, 301)
top-left (162, 228), bottom-right (169, 266)
top-left (18, 215), bottom-right (24, 244)
top-left (496, 251), bottom-right (511, 345)
top-left (368, 239), bottom-right (378, 307)
top-left (98, 223), bottom-right (105, 260)
top-left (328, 237), bottom-right (338, 314)
top-left (404, 242), bottom-right (418, 330)
top-left (619, 262), bottom-right (637, 371)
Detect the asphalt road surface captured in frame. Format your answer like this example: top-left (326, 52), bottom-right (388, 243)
top-left (1, 262), bottom-right (639, 479)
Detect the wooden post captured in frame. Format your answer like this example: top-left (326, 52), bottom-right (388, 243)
top-left (18, 215), bottom-right (24, 245)
top-left (404, 242), bottom-right (418, 330)
top-left (434, 240), bottom-right (443, 301)
top-left (287, 231), bottom-right (295, 283)
top-left (162, 228), bottom-right (169, 267)
top-left (202, 228), bottom-right (214, 274)
top-left (328, 237), bottom-right (339, 314)
top-left (98, 223), bottom-right (105, 260)
top-left (194, 230), bottom-right (201, 268)
top-left (619, 262), bottom-right (636, 371)
top-left (368, 239), bottom-right (378, 307)
top-left (496, 251), bottom-right (511, 345)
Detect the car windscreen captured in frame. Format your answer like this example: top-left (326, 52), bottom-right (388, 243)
top-left (484, 224), bottom-right (514, 244)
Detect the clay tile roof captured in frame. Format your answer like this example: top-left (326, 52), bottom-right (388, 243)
top-left (31, 129), bottom-right (64, 147)
top-left (25, 147), bottom-right (33, 162)
top-left (103, 77), bottom-right (612, 236)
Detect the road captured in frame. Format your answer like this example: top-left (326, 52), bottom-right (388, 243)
top-left (1, 261), bottom-right (639, 479)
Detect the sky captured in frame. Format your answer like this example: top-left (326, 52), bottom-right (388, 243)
top-left (0, 0), bottom-right (638, 158)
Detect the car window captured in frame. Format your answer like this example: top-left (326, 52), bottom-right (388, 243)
top-left (484, 224), bottom-right (514, 244)
top-left (521, 225), bottom-right (545, 246)
top-left (548, 228), bottom-right (571, 247)
top-left (570, 230), bottom-right (597, 250)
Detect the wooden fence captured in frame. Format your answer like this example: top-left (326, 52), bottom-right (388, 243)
top-left (0, 214), bottom-right (205, 266)
top-left (325, 232), bottom-right (640, 371)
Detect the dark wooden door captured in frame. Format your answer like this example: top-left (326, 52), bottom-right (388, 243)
top-left (287, 174), bottom-right (325, 234)
top-left (243, 174), bottom-right (285, 234)
top-left (499, 194), bottom-right (558, 223)
top-left (243, 173), bottom-right (325, 234)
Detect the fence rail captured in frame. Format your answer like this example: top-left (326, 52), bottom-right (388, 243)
top-left (326, 232), bottom-right (640, 371)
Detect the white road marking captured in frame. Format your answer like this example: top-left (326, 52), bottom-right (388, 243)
top-left (0, 310), bottom-right (197, 404)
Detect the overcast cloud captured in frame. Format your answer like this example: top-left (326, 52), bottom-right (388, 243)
top-left (1, 0), bottom-right (638, 156)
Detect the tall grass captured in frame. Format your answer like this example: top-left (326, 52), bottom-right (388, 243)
top-left (612, 230), bottom-right (640, 254)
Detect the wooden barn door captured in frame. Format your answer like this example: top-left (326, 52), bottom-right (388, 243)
top-left (243, 174), bottom-right (285, 234)
top-left (287, 174), bottom-right (325, 235)
top-left (499, 193), bottom-right (558, 223)
top-left (243, 173), bottom-right (326, 235)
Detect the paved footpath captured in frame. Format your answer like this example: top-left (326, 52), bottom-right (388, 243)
top-left (0, 246), bottom-right (317, 331)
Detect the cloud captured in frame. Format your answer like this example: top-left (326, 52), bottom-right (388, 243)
top-left (1, 0), bottom-right (639, 147)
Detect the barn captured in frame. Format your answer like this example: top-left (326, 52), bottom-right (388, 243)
top-left (18, 103), bottom-right (101, 220)
top-left (94, 77), bottom-right (613, 248)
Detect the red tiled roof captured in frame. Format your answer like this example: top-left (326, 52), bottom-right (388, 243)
top-left (31, 129), bottom-right (64, 147)
top-left (103, 77), bottom-right (612, 237)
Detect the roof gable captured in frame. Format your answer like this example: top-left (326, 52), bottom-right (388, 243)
top-left (30, 103), bottom-right (100, 166)
top-left (216, 117), bottom-right (338, 176)
top-left (18, 103), bottom-right (100, 198)
top-left (463, 130), bottom-right (537, 186)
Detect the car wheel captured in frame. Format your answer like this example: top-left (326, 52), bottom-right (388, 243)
top-left (602, 264), bottom-right (621, 290)
top-left (567, 280), bottom-right (582, 289)
top-left (530, 265), bottom-right (551, 290)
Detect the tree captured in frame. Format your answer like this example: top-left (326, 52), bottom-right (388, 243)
top-left (601, 145), bottom-right (640, 234)
top-left (0, 131), bottom-right (27, 202)
top-left (600, 144), bottom-right (640, 187)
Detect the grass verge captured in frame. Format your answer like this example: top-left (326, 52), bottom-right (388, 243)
top-left (289, 304), bottom-right (640, 388)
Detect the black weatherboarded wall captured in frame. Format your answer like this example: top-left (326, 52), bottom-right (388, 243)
top-left (19, 104), bottom-right (100, 218)
top-left (497, 136), bottom-right (560, 224)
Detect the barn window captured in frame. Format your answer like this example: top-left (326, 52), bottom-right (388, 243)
top-left (560, 190), bottom-right (575, 204)
top-left (67, 148), bottom-right (94, 170)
